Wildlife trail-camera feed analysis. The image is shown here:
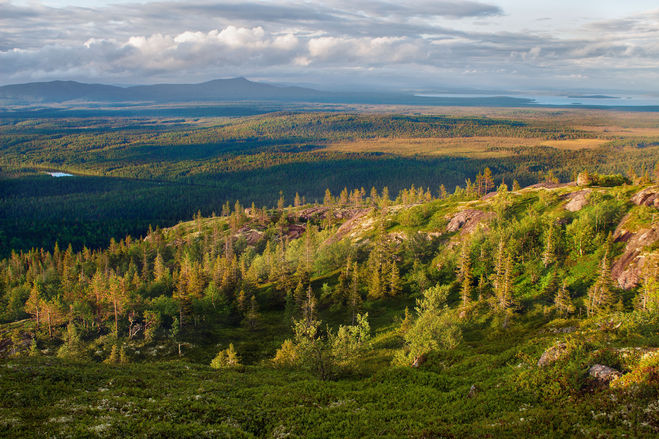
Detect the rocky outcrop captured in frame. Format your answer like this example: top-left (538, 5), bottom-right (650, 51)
top-left (631, 186), bottom-right (659, 209)
top-left (611, 223), bottom-right (659, 289)
top-left (563, 189), bottom-right (591, 212)
top-left (324, 208), bottom-right (373, 245)
top-left (446, 209), bottom-right (495, 235)
top-left (537, 342), bottom-right (569, 367)
top-left (588, 364), bottom-right (622, 383)
top-left (576, 172), bottom-right (592, 187)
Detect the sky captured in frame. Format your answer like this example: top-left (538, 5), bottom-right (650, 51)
top-left (1, 0), bottom-right (659, 93)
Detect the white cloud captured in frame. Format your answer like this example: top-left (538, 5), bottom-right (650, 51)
top-left (0, 1), bottom-right (658, 92)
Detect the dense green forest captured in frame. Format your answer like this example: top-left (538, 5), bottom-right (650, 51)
top-left (1, 169), bottom-right (658, 437)
top-left (2, 111), bottom-right (659, 257)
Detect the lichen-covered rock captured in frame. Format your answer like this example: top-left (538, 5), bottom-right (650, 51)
top-left (446, 209), bottom-right (495, 234)
top-left (537, 342), bottom-right (569, 367)
top-left (631, 186), bottom-right (659, 209)
top-left (589, 364), bottom-right (622, 383)
top-left (563, 190), bottom-right (591, 212)
top-left (576, 172), bottom-right (592, 186)
top-left (611, 223), bottom-right (659, 289)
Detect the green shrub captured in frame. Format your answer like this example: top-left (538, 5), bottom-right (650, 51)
top-left (210, 344), bottom-right (241, 369)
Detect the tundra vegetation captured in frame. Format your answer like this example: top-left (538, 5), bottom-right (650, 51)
top-left (1, 166), bottom-right (658, 437)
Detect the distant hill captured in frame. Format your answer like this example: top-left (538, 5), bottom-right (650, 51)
top-left (0, 77), bottom-right (325, 103)
top-left (0, 77), bottom-right (542, 107)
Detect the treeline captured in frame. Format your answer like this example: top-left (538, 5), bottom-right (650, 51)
top-left (3, 148), bottom-right (659, 258)
top-left (2, 111), bottom-right (659, 258)
top-left (1, 173), bottom-right (657, 372)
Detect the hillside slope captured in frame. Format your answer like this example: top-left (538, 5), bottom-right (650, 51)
top-left (0, 180), bottom-right (658, 437)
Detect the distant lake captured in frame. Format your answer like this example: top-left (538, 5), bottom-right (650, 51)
top-left (46, 172), bottom-right (74, 177)
top-left (416, 93), bottom-right (659, 108)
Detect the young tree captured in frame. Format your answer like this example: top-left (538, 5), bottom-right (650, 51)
top-left (43, 299), bottom-right (64, 339)
top-left (458, 243), bottom-right (473, 315)
top-left (586, 251), bottom-right (617, 316)
top-left (399, 307), bottom-right (413, 335)
top-left (554, 281), bottom-right (575, 317)
top-left (57, 322), bottom-right (84, 360)
top-left (330, 313), bottom-right (371, 369)
top-left (302, 286), bottom-right (317, 324)
top-left (105, 344), bottom-right (119, 364)
top-left (635, 255), bottom-right (658, 313)
top-left (388, 262), bottom-right (402, 297)
top-left (106, 272), bottom-right (129, 336)
top-left (119, 345), bottom-right (129, 364)
top-left (272, 339), bottom-right (299, 368)
top-left (211, 343), bottom-right (241, 369)
top-left (542, 223), bottom-right (557, 267)
top-left (367, 265), bottom-right (383, 299)
top-left (245, 295), bottom-right (260, 330)
top-left (396, 285), bottom-right (462, 367)
top-left (492, 243), bottom-right (515, 328)
top-left (25, 282), bottom-right (43, 331)
top-left (323, 188), bottom-right (333, 205)
top-left (170, 316), bottom-right (181, 356)
top-left (237, 289), bottom-right (249, 314)
top-left (348, 262), bottom-right (362, 324)
top-left (143, 310), bottom-right (161, 342)
top-left (482, 167), bottom-right (495, 195)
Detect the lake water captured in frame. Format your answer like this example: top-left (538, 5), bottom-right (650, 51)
top-left (47, 172), bottom-right (74, 177)
top-left (416, 93), bottom-right (659, 108)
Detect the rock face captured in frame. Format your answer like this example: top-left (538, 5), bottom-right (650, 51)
top-left (589, 364), bottom-right (622, 383)
top-left (631, 186), bottom-right (659, 209)
top-left (611, 223), bottom-right (659, 289)
top-left (446, 209), bottom-right (495, 234)
top-left (324, 208), bottom-right (372, 245)
top-left (576, 172), bottom-right (592, 187)
top-left (537, 342), bottom-right (569, 367)
top-left (563, 190), bottom-right (591, 212)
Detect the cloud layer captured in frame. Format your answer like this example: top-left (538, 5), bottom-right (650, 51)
top-left (1, 0), bottom-right (659, 92)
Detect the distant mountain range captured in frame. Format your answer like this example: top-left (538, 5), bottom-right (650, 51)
top-left (8, 78), bottom-right (651, 110)
top-left (0, 78), bottom-right (327, 103)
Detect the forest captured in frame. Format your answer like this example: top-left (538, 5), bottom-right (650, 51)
top-left (1, 162), bottom-right (658, 436)
top-left (2, 109), bottom-right (659, 257)
top-left (0, 107), bottom-right (658, 437)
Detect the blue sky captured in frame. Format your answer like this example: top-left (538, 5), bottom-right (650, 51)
top-left (2, 1), bottom-right (659, 93)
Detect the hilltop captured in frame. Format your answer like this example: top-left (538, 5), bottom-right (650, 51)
top-left (0, 176), bottom-right (658, 437)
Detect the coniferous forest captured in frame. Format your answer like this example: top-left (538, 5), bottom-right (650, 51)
top-left (1, 107), bottom-right (659, 438)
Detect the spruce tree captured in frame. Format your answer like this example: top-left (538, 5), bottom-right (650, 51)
top-left (389, 262), bottom-right (402, 297)
top-left (586, 252), bottom-right (616, 316)
top-left (458, 243), bottom-right (473, 315)
top-left (245, 295), bottom-right (260, 330)
top-left (542, 224), bottom-right (557, 267)
top-left (554, 281), bottom-right (575, 317)
top-left (349, 262), bottom-right (362, 324)
top-left (105, 344), bottom-right (119, 364)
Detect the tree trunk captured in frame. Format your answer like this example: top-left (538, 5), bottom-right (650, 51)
top-left (113, 300), bottom-right (118, 336)
top-left (412, 355), bottom-right (425, 368)
top-left (47, 311), bottom-right (52, 338)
